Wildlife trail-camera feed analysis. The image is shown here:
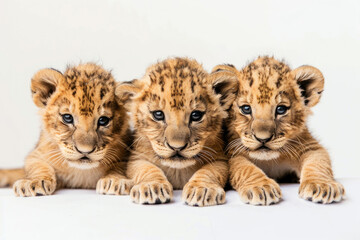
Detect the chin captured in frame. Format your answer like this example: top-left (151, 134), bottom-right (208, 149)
top-left (67, 160), bottom-right (100, 170)
top-left (160, 158), bottom-right (196, 169)
top-left (248, 149), bottom-right (280, 161)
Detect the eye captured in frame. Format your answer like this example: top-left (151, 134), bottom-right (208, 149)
top-left (276, 105), bottom-right (289, 115)
top-left (98, 116), bottom-right (110, 126)
top-left (190, 111), bottom-right (204, 122)
top-left (240, 105), bottom-right (252, 115)
top-left (152, 111), bottom-right (165, 121)
top-left (62, 114), bottom-right (73, 124)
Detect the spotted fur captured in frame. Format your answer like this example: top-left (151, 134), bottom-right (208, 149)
top-left (0, 63), bottom-right (133, 196)
top-left (117, 58), bottom-right (238, 206)
top-left (214, 56), bottom-right (345, 205)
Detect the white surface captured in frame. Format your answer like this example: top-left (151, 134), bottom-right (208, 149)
top-left (0, 0), bottom-right (360, 178)
top-left (0, 178), bottom-right (359, 240)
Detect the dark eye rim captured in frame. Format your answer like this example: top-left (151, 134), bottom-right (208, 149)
top-left (276, 105), bottom-right (290, 115)
top-left (61, 114), bottom-right (74, 124)
top-left (190, 110), bottom-right (205, 122)
top-left (151, 110), bottom-right (165, 121)
top-left (240, 105), bottom-right (252, 115)
top-left (98, 116), bottom-right (111, 126)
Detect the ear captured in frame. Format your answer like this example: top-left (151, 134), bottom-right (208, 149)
top-left (31, 68), bottom-right (63, 108)
top-left (211, 64), bottom-right (238, 74)
top-left (115, 79), bottom-right (143, 103)
top-left (209, 64), bottom-right (239, 110)
top-left (292, 65), bottom-right (324, 107)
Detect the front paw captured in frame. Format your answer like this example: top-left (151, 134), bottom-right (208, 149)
top-left (130, 181), bottom-right (173, 204)
top-left (299, 180), bottom-right (345, 204)
top-left (96, 177), bottom-right (133, 195)
top-left (182, 182), bottom-right (225, 207)
top-left (238, 178), bottom-right (282, 206)
top-left (13, 179), bottom-right (56, 197)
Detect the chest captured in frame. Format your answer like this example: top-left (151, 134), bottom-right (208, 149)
top-left (55, 167), bottom-right (107, 189)
top-left (158, 164), bottom-right (198, 190)
top-left (253, 160), bottom-right (297, 180)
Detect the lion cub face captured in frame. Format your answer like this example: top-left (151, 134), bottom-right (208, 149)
top-left (118, 58), bottom-right (237, 168)
top-left (214, 57), bottom-right (324, 160)
top-left (31, 64), bottom-right (128, 169)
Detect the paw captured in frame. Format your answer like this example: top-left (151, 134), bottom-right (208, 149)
top-left (182, 182), bottom-right (225, 207)
top-left (13, 179), bottom-right (56, 197)
top-left (130, 181), bottom-right (173, 204)
top-left (96, 177), bottom-right (133, 195)
top-left (238, 178), bottom-right (282, 206)
top-left (299, 180), bottom-right (345, 204)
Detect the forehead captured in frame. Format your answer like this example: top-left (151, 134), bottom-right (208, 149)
top-left (239, 57), bottom-right (294, 104)
top-left (145, 59), bottom-right (210, 110)
top-left (56, 65), bottom-right (116, 116)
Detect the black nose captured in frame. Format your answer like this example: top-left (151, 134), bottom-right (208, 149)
top-left (75, 146), bottom-right (96, 154)
top-left (254, 135), bottom-right (273, 144)
top-left (167, 142), bottom-right (188, 151)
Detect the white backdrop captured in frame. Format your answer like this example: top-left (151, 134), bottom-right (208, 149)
top-left (0, 0), bottom-right (359, 177)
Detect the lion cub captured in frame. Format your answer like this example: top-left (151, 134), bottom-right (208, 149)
top-left (117, 58), bottom-right (237, 206)
top-left (213, 56), bottom-right (345, 205)
top-left (0, 63), bottom-right (133, 196)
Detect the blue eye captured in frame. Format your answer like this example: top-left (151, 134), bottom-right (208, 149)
top-left (152, 111), bottom-right (165, 121)
top-left (240, 105), bottom-right (252, 115)
top-left (276, 105), bottom-right (289, 115)
top-left (98, 116), bottom-right (110, 126)
top-left (190, 111), bottom-right (204, 122)
top-left (62, 114), bottom-right (73, 124)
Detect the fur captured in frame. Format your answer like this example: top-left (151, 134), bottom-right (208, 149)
top-left (117, 57), bottom-right (238, 206)
top-left (0, 63), bottom-right (133, 196)
top-left (213, 56), bottom-right (345, 205)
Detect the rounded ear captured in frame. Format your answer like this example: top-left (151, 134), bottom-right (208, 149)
top-left (209, 64), bottom-right (239, 110)
top-left (115, 79), bottom-right (143, 103)
top-left (31, 68), bottom-right (63, 108)
top-left (292, 65), bottom-right (324, 107)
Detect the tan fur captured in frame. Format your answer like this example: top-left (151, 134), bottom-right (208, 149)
top-left (0, 169), bottom-right (25, 187)
top-left (0, 63), bottom-right (133, 196)
top-left (118, 58), bottom-right (238, 206)
top-left (214, 56), bottom-right (345, 205)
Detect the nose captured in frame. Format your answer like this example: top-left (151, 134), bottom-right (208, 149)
top-left (252, 118), bottom-right (275, 145)
top-left (164, 124), bottom-right (190, 152)
top-left (75, 146), bottom-right (96, 154)
top-left (254, 135), bottom-right (273, 144)
top-left (166, 142), bottom-right (188, 151)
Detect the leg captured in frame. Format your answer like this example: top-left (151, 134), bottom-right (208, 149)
top-left (182, 161), bottom-right (227, 207)
top-left (0, 168), bottom-right (25, 187)
top-left (96, 162), bottom-right (133, 195)
top-left (13, 158), bottom-right (57, 197)
top-left (229, 155), bottom-right (282, 205)
top-left (299, 149), bottom-right (345, 204)
top-left (127, 160), bottom-right (172, 204)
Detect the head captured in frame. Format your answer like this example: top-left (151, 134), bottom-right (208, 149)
top-left (32, 63), bottom-right (129, 169)
top-left (214, 56), bottom-right (324, 160)
top-left (118, 58), bottom-right (237, 168)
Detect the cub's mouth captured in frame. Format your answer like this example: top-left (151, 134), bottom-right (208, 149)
top-left (248, 145), bottom-right (280, 161)
top-left (158, 152), bottom-right (197, 169)
top-left (66, 156), bottom-right (100, 169)
top-left (257, 145), bottom-right (271, 151)
top-left (169, 153), bottom-right (186, 160)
